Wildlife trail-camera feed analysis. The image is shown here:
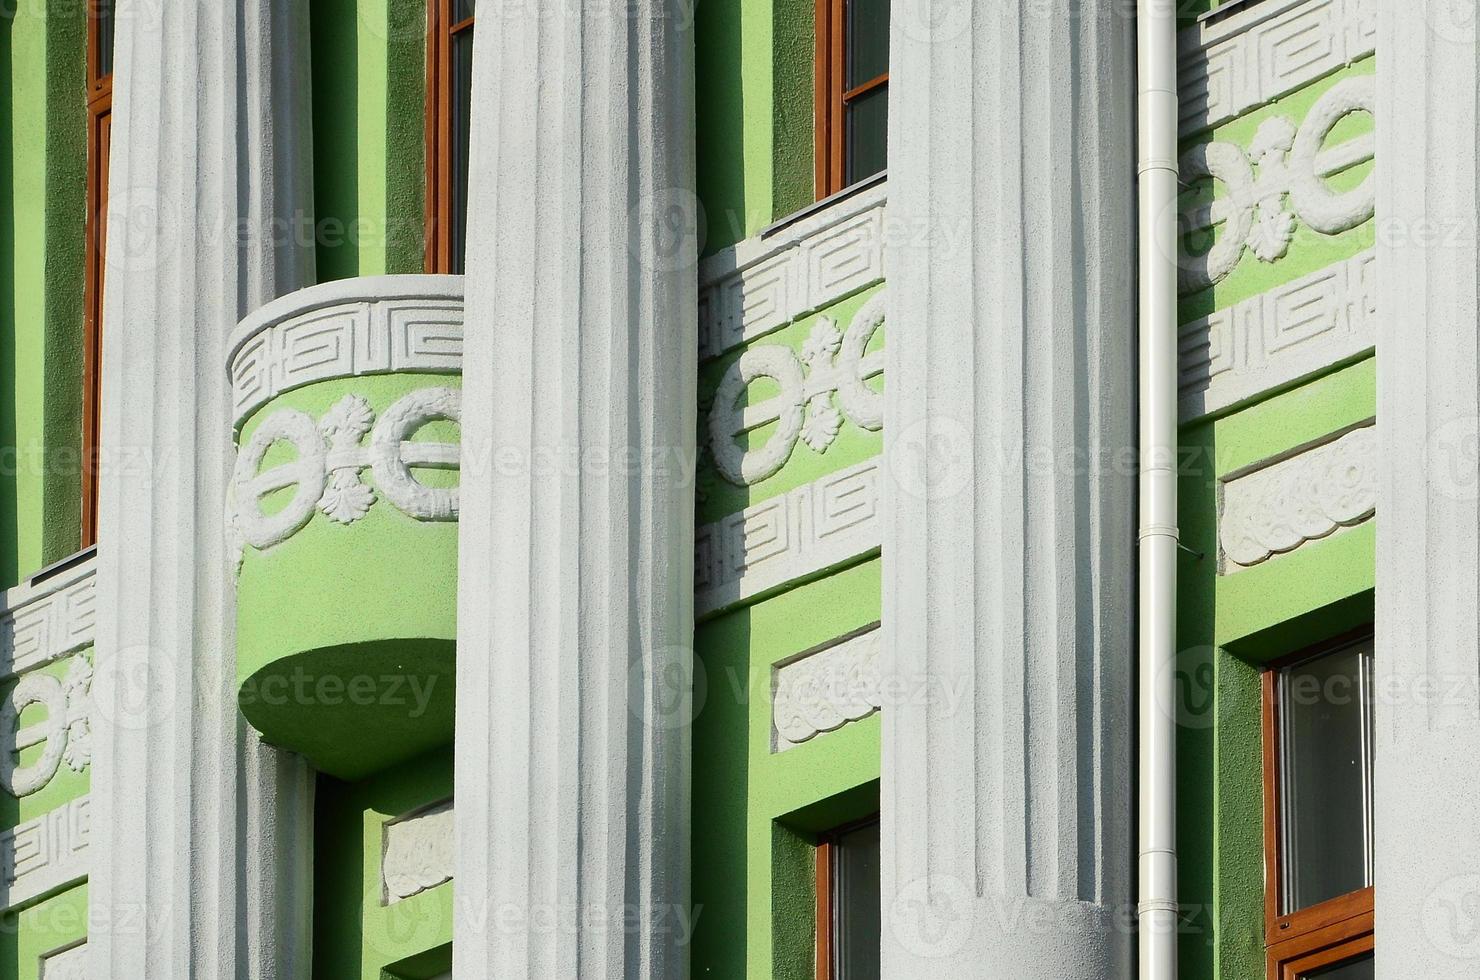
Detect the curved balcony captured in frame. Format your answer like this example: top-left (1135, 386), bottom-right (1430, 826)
top-left (226, 275), bottom-right (463, 779)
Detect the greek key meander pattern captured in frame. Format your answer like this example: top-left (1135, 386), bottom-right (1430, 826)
top-left (229, 295), bottom-right (463, 428)
top-left (0, 564), bottom-right (97, 912)
top-left (707, 292), bottom-right (884, 486)
top-left (699, 183), bottom-right (885, 361)
top-left (0, 796), bottom-right (89, 913)
top-left (773, 626), bottom-right (881, 752)
top-left (382, 800), bottom-right (453, 904)
top-left (1180, 74), bottom-right (1374, 295)
top-left (230, 387), bottom-right (461, 565)
top-left (695, 457), bottom-right (880, 618)
top-left (1179, 0), bottom-right (1374, 138)
top-left (1178, 250), bottom-right (1373, 419)
top-left (1219, 421), bottom-right (1376, 571)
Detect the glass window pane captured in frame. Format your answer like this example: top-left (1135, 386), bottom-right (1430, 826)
top-left (833, 820), bottom-right (880, 980)
top-left (451, 27), bottom-right (474, 274)
top-left (846, 0), bottom-right (889, 88)
top-left (97, 0), bottom-right (116, 78)
top-left (454, 0), bottom-right (476, 23)
top-left (1279, 638), bottom-right (1373, 914)
top-left (845, 85), bottom-right (887, 187)
top-left (1301, 951), bottom-right (1374, 980)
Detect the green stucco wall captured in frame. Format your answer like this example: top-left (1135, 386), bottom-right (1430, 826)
top-left (1174, 49), bottom-right (1378, 980)
top-left (0, 1), bottom-right (85, 591)
top-left (314, 747), bottom-right (453, 980)
top-left (312, 0), bottom-right (426, 281)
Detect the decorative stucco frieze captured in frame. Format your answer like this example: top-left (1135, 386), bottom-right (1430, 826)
top-left (1179, 249), bottom-right (1374, 419)
top-left (227, 276), bottom-right (464, 429)
top-left (230, 387), bottom-right (461, 563)
top-left (1219, 421), bottom-right (1376, 571)
top-left (39, 943), bottom-right (88, 980)
top-left (0, 560), bottom-right (95, 683)
top-left (707, 291), bottom-right (884, 485)
top-left (1180, 74), bottom-right (1374, 294)
top-left (698, 183), bottom-right (885, 362)
top-left (772, 626), bottom-right (880, 752)
top-left (0, 654), bottom-right (93, 798)
top-left (1179, 0), bottom-right (1375, 138)
top-left (0, 796), bottom-right (89, 912)
top-left (382, 800), bottom-right (453, 904)
top-left (695, 456), bottom-right (879, 618)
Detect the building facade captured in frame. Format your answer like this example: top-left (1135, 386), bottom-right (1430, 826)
top-left (0, 0), bottom-right (1472, 977)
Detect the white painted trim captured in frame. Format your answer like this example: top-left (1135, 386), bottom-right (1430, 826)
top-left (695, 456), bottom-right (880, 618)
top-left (228, 275), bottom-right (465, 429)
top-left (1217, 419), bottom-right (1376, 570)
top-left (1179, 0), bottom-right (1375, 138)
top-left (0, 556), bottom-right (95, 682)
top-left (1178, 250), bottom-right (1374, 419)
top-left (0, 796), bottom-right (89, 913)
top-left (698, 182), bottom-right (886, 361)
top-left (771, 625), bottom-right (880, 752)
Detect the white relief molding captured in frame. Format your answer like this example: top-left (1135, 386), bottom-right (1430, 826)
top-left (1179, 249), bottom-right (1374, 419)
top-left (695, 456), bottom-right (880, 618)
top-left (230, 387), bottom-right (462, 564)
top-left (0, 559), bottom-right (96, 683)
top-left (0, 653), bottom-right (93, 798)
top-left (1218, 420), bottom-right (1376, 571)
top-left (1179, 0), bottom-right (1375, 139)
top-left (772, 626), bottom-right (880, 752)
top-left (707, 291), bottom-right (884, 485)
top-left (1180, 74), bottom-right (1374, 294)
top-left (698, 182), bottom-right (886, 362)
top-left (382, 799), bottom-right (453, 904)
top-left (39, 942), bottom-right (88, 980)
top-left (0, 796), bottom-right (89, 913)
top-left (228, 275), bottom-right (464, 430)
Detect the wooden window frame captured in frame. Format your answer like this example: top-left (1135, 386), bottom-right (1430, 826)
top-left (814, 0), bottom-right (888, 199)
top-left (813, 813), bottom-right (879, 980)
top-left (425, 0), bottom-right (474, 274)
top-left (1261, 631), bottom-right (1375, 979)
top-left (82, 0), bottom-right (114, 549)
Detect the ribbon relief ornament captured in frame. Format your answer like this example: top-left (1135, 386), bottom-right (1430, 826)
top-left (1179, 75), bottom-right (1375, 294)
top-left (0, 655), bottom-right (93, 797)
top-left (231, 386), bottom-right (461, 563)
top-left (708, 290), bottom-right (885, 486)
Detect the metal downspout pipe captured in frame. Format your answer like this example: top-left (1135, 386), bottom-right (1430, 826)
top-left (1137, 2), bottom-right (1180, 979)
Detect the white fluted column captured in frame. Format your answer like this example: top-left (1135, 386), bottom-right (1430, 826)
top-left (881, 2), bottom-right (1135, 976)
top-left (92, 1), bottom-right (315, 976)
top-left (452, 0), bottom-right (696, 977)
top-left (1375, 4), bottom-right (1480, 974)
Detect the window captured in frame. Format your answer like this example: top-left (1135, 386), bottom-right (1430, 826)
top-left (815, 817), bottom-right (880, 980)
top-left (426, 0), bottom-right (474, 274)
top-left (1262, 633), bottom-right (1374, 979)
top-left (814, 0), bottom-right (888, 199)
top-left (83, 0), bottom-right (115, 548)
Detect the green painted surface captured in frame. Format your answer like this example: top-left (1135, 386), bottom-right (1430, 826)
top-left (692, 558), bottom-right (882, 978)
top-left (312, 0), bottom-right (425, 281)
top-left (1176, 357), bottom-right (1376, 980)
top-left (0, 1), bottom-right (86, 589)
top-left (314, 747), bottom-right (454, 980)
top-left (235, 374), bottom-right (459, 779)
top-left (696, 0), bottom-right (820, 253)
top-left (0, 883), bottom-right (88, 980)
top-left (697, 284), bottom-right (885, 527)
top-left (1180, 58), bottom-right (1375, 325)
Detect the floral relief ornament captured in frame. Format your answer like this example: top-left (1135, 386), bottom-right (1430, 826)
top-left (0, 653), bottom-right (93, 798)
top-left (230, 386), bottom-right (462, 566)
top-left (708, 290), bottom-right (885, 486)
top-left (1179, 75), bottom-right (1375, 294)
